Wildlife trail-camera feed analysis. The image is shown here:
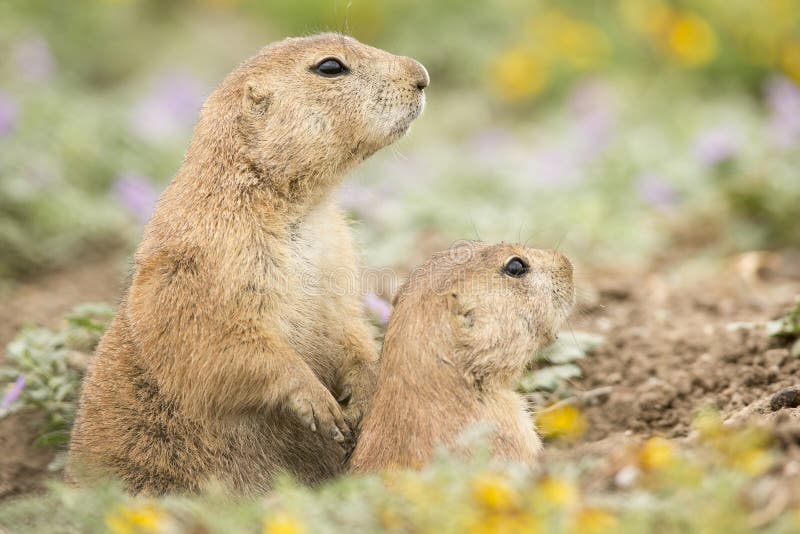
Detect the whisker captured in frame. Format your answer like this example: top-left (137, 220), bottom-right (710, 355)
top-left (391, 145), bottom-right (408, 161)
top-left (469, 217), bottom-right (482, 242)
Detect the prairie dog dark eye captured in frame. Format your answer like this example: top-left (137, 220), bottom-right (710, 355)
top-left (502, 257), bottom-right (529, 278)
top-left (315, 58), bottom-right (348, 77)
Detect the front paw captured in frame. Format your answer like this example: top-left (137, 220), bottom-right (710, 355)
top-left (342, 394), bottom-right (371, 432)
top-left (338, 362), bottom-right (378, 431)
top-left (286, 383), bottom-right (352, 448)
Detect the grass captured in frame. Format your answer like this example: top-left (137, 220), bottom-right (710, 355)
top-left (1, 414), bottom-right (799, 533)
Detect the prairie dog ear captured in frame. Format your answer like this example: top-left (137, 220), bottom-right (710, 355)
top-left (244, 80), bottom-right (270, 115)
top-left (447, 292), bottom-right (475, 328)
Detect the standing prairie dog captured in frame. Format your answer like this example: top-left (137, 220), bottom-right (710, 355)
top-left (349, 242), bottom-right (575, 472)
top-left (68, 33), bottom-right (428, 495)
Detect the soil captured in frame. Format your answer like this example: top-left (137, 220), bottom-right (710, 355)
top-left (1, 249), bottom-right (799, 502)
top-left (540, 250), bottom-right (800, 479)
top-left (569, 259), bottom-right (800, 442)
top-left (0, 254), bottom-right (128, 500)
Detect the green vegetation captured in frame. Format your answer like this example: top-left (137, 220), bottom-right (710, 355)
top-left (0, 305), bottom-right (111, 457)
top-left (769, 299), bottom-right (800, 357)
top-left (1, 412), bottom-right (798, 533)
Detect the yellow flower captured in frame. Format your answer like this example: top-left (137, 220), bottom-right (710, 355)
top-left (535, 404), bottom-right (587, 441)
top-left (767, 0), bottom-right (799, 22)
top-left (378, 506), bottom-right (405, 531)
top-left (537, 477), bottom-right (578, 508)
top-left (638, 437), bottom-right (677, 471)
top-left (526, 10), bottom-right (609, 70)
top-left (263, 512), bottom-right (305, 534)
top-left (696, 410), bottom-right (775, 476)
top-left (469, 512), bottom-right (541, 534)
top-left (105, 503), bottom-right (165, 534)
top-left (694, 409), bottom-right (725, 441)
top-left (618, 0), bottom-right (673, 37)
top-left (555, 20), bottom-right (610, 70)
top-left (780, 40), bottom-right (800, 83)
top-left (731, 446), bottom-right (773, 477)
top-left (570, 507), bottom-right (619, 534)
top-left (666, 12), bottom-right (718, 66)
top-left (472, 474), bottom-right (519, 512)
top-left (491, 47), bottom-right (549, 101)
top-left (394, 476), bottom-right (427, 505)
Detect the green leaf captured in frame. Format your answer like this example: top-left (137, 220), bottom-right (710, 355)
top-left (33, 429), bottom-right (70, 448)
top-left (0, 302), bottom-right (110, 447)
top-left (65, 316), bottom-right (106, 333)
top-left (534, 331), bottom-right (605, 364)
top-left (768, 299), bottom-right (800, 338)
top-left (519, 364), bottom-right (582, 393)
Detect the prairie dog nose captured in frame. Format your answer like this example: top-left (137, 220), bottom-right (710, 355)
top-left (553, 251), bottom-right (573, 276)
top-left (532, 249), bottom-right (573, 277)
top-left (404, 58), bottom-right (429, 90)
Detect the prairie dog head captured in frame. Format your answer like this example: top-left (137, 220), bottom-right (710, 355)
top-left (391, 242), bottom-right (575, 387)
top-left (203, 33), bottom-right (428, 183)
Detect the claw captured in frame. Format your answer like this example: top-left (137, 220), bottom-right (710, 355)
top-left (309, 406), bottom-right (317, 432)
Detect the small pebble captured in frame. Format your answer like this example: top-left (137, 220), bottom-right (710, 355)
top-left (769, 386), bottom-right (800, 411)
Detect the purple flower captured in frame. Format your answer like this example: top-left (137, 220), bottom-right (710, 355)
top-left (766, 76), bottom-right (800, 117)
top-left (569, 80), bottom-right (617, 158)
top-left (364, 292), bottom-right (392, 325)
top-left (635, 173), bottom-right (679, 209)
top-left (1, 374), bottom-right (26, 410)
top-left (693, 128), bottom-right (739, 166)
top-left (12, 35), bottom-right (56, 82)
top-left (765, 76), bottom-right (800, 148)
top-left (520, 81), bottom-right (616, 189)
top-left (0, 93), bottom-right (19, 137)
top-left (113, 172), bottom-right (159, 223)
top-left (130, 72), bottom-right (206, 141)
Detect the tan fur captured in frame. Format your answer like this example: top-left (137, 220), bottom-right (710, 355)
top-left (67, 33), bottom-right (428, 495)
top-left (349, 242), bottom-right (574, 472)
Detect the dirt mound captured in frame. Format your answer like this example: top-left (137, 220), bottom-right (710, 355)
top-left (567, 263), bottom-right (800, 444)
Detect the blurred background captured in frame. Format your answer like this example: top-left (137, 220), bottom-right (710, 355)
top-left (1, 0), bottom-right (799, 287)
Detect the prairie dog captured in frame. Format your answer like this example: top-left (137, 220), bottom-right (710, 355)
top-left (68, 33), bottom-right (428, 495)
top-left (349, 242), bottom-right (574, 472)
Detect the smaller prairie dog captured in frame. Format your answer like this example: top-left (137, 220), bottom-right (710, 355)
top-left (349, 242), bottom-right (575, 472)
